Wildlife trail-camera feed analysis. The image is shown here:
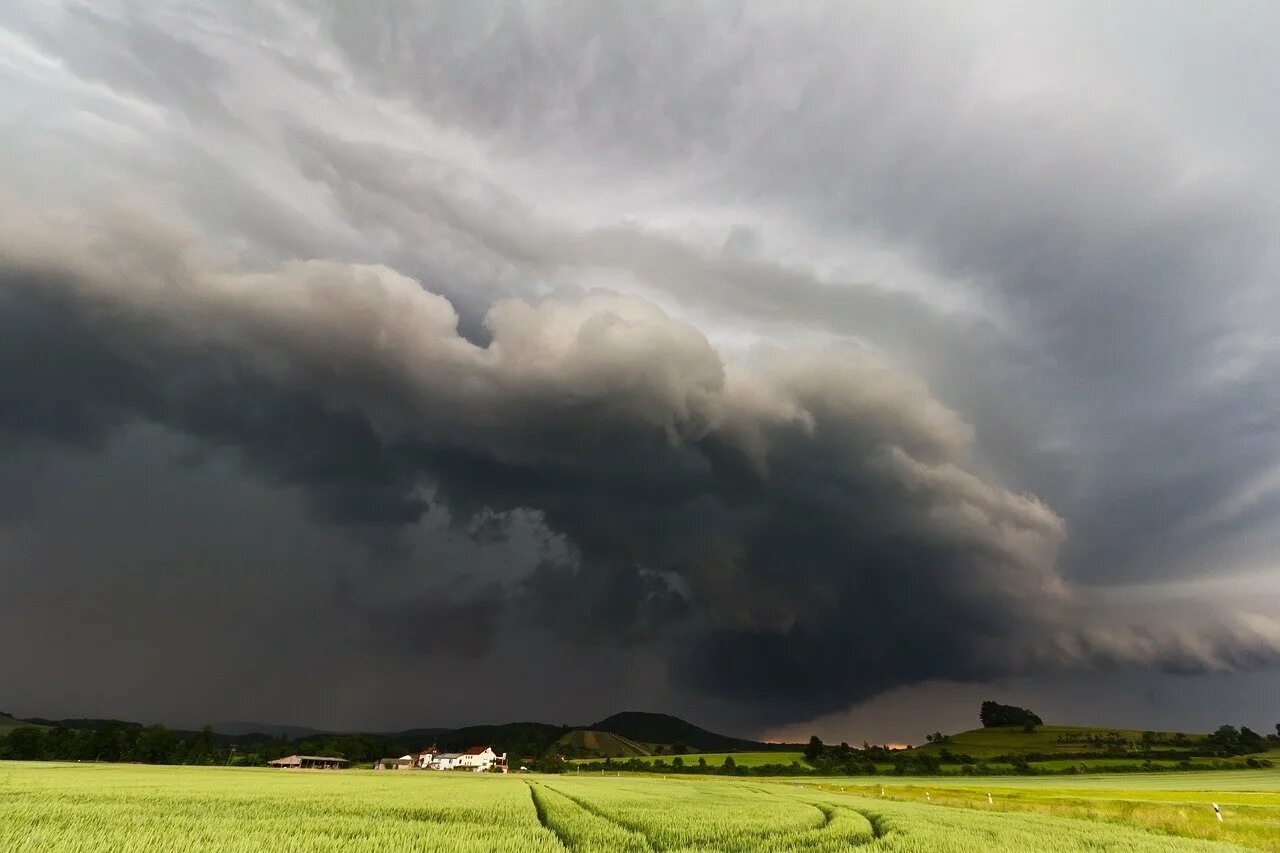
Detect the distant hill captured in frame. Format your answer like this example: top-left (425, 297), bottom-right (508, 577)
top-left (212, 721), bottom-right (329, 739)
top-left (558, 729), bottom-right (654, 757)
top-left (1, 710), bottom-right (781, 758)
top-left (417, 722), bottom-right (567, 756)
top-left (18, 717), bottom-right (140, 731)
top-left (591, 711), bottom-right (790, 753)
top-left (0, 713), bottom-right (47, 736)
top-left (911, 725), bottom-right (1206, 758)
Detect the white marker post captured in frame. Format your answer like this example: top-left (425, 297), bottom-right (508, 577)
top-left (1213, 803), bottom-right (1222, 822)
top-left (987, 793), bottom-right (993, 805)
top-left (880, 788), bottom-right (885, 798)
top-left (925, 792), bottom-right (931, 801)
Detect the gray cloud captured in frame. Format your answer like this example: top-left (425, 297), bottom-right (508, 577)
top-left (2, 1), bottom-right (1280, 735)
top-left (3, 200), bottom-right (1277, 725)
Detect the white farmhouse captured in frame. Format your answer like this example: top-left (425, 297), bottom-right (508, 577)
top-left (432, 752), bottom-right (463, 770)
top-left (456, 746), bottom-right (506, 772)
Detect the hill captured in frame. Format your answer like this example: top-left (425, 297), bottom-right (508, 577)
top-left (558, 729), bottom-right (654, 757)
top-left (911, 725), bottom-right (1206, 758)
top-left (591, 711), bottom-right (790, 753)
top-left (0, 713), bottom-right (47, 736)
top-left (212, 721), bottom-right (328, 740)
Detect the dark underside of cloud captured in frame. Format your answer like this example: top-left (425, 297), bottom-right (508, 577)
top-left (4, 1), bottom-right (1280, 735)
top-left (3, 205), bottom-right (1277, 726)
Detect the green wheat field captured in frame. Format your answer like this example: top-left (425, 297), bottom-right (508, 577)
top-left (2, 762), bottom-right (1278, 851)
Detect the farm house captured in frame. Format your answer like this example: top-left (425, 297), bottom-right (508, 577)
top-left (431, 752), bottom-right (463, 770)
top-left (455, 746), bottom-right (505, 771)
top-left (266, 755), bottom-right (347, 770)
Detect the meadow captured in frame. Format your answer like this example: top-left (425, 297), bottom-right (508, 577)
top-left (584, 750), bottom-right (807, 767)
top-left (3, 761), bottom-right (1278, 851)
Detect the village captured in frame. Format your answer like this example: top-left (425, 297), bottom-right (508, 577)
top-left (268, 745), bottom-right (509, 773)
top-left (375, 745), bottom-right (507, 773)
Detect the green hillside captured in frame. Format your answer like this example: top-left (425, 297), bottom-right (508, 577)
top-left (558, 729), bottom-right (655, 757)
top-left (912, 725), bottom-right (1206, 758)
top-left (588, 750), bottom-right (808, 767)
top-left (0, 714), bottom-right (47, 736)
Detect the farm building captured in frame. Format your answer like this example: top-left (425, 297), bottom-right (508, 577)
top-left (374, 757), bottom-right (411, 771)
top-left (456, 746), bottom-right (505, 772)
top-left (375, 745), bottom-right (506, 771)
top-left (267, 755), bottom-right (347, 770)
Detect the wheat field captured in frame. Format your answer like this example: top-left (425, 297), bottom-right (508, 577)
top-left (1, 761), bottom-right (1271, 851)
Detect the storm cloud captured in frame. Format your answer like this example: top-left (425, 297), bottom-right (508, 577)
top-left (2, 1), bottom-right (1280, 735)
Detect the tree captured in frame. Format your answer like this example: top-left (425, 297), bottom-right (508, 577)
top-left (135, 725), bottom-right (177, 764)
top-left (803, 735), bottom-right (825, 763)
top-left (1, 726), bottom-right (48, 760)
top-left (697, 757), bottom-right (707, 768)
top-left (672, 756), bottom-right (684, 768)
top-left (979, 701), bottom-right (1043, 728)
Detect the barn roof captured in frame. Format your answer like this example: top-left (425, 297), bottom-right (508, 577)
top-left (267, 754), bottom-right (347, 765)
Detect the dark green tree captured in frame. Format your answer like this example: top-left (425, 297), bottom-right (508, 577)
top-left (979, 701), bottom-right (1043, 728)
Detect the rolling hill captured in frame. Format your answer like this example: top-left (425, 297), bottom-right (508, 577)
top-left (557, 729), bottom-right (655, 757)
top-left (911, 725), bottom-right (1206, 758)
top-left (590, 711), bottom-right (792, 753)
top-left (0, 713), bottom-right (47, 736)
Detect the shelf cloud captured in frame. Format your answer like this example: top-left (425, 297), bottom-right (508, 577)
top-left (2, 1), bottom-right (1279, 734)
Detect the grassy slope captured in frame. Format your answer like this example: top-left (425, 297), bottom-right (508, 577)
top-left (574, 750), bottom-right (807, 767)
top-left (0, 715), bottom-right (48, 736)
top-left (911, 725), bottom-right (1206, 758)
top-left (558, 730), bottom-right (654, 757)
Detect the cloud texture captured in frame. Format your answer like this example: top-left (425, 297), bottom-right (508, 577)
top-left (2, 1), bottom-right (1280, 733)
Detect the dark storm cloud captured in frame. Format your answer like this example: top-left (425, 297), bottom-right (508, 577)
top-left (303, 0), bottom-right (1280, 584)
top-left (4, 1), bottom-right (1280, 733)
top-left (3, 203), bottom-right (1277, 724)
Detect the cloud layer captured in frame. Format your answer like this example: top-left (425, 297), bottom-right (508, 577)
top-left (4, 198), bottom-right (1278, 724)
top-left (2, 1), bottom-right (1280, 732)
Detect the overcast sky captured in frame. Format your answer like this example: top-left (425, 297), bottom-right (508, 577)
top-left (2, 1), bottom-right (1279, 743)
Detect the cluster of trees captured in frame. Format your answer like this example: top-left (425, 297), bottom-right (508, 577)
top-left (802, 736), bottom-right (902, 774)
top-left (1, 723), bottom-right (237, 765)
top-left (979, 701), bottom-right (1043, 729)
top-left (0, 718), bottom-right (575, 769)
top-left (1204, 724), bottom-right (1275, 757)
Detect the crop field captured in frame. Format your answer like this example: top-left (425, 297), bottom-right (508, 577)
top-left (2, 761), bottom-right (1276, 851)
top-left (574, 750), bottom-right (807, 767)
top-left (558, 730), bottom-right (655, 757)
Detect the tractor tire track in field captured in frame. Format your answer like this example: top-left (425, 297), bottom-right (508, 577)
top-left (748, 785), bottom-right (832, 828)
top-left (854, 809), bottom-right (889, 841)
top-left (749, 784), bottom-right (882, 847)
top-left (542, 784), bottom-right (658, 851)
top-left (526, 782), bottom-right (573, 851)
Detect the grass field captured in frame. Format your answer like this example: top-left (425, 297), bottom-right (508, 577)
top-left (3, 761), bottom-right (1277, 851)
top-left (0, 715), bottom-right (46, 737)
top-left (574, 750), bottom-right (807, 767)
top-left (912, 725), bottom-right (1207, 758)
top-left (557, 729), bottom-right (655, 757)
